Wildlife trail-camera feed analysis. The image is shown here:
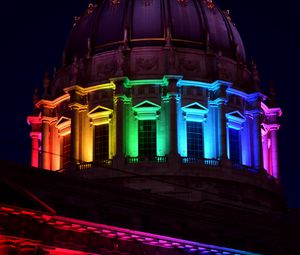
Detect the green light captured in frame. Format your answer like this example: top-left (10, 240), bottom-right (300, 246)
top-left (123, 78), bottom-right (168, 88)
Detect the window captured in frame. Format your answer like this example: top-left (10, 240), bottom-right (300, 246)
top-left (138, 120), bottom-right (156, 158)
top-left (62, 133), bottom-right (71, 169)
top-left (94, 124), bottom-right (109, 161)
top-left (229, 128), bottom-right (240, 163)
top-left (187, 121), bottom-right (204, 158)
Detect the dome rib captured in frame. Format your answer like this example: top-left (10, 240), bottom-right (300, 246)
top-left (64, 0), bottom-right (246, 64)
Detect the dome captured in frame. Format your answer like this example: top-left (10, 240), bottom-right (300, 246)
top-left (65, 0), bottom-right (246, 64)
top-left (30, 0), bottom-right (282, 209)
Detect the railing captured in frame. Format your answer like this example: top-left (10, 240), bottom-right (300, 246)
top-left (181, 157), bottom-right (201, 164)
top-left (181, 157), bottom-right (220, 166)
top-left (203, 158), bottom-right (220, 166)
top-left (126, 156), bottom-right (168, 164)
top-left (77, 159), bottom-right (112, 170)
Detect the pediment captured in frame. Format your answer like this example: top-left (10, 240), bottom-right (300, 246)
top-left (182, 102), bottom-right (208, 112)
top-left (133, 100), bottom-right (161, 109)
top-left (88, 105), bottom-right (112, 115)
top-left (56, 116), bottom-right (71, 127)
top-left (226, 111), bottom-right (246, 121)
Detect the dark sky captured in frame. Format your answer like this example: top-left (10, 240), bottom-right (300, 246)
top-left (0, 1), bottom-right (299, 208)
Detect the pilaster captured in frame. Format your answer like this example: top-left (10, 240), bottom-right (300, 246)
top-left (165, 75), bottom-right (182, 170)
top-left (27, 115), bottom-right (42, 168)
top-left (111, 77), bottom-right (127, 168)
top-left (66, 86), bottom-right (88, 168)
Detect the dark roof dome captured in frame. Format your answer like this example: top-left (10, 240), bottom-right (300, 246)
top-left (65, 0), bottom-right (246, 64)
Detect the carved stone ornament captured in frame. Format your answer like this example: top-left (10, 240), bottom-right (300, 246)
top-left (97, 61), bottom-right (117, 79)
top-left (111, 0), bottom-right (120, 7)
top-left (177, 0), bottom-right (188, 7)
top-left (144, 0), bottom-right (153, 6)
top-left (136, 57), bottom-right (159, 72)
top-left (179, 58), bottom-right (199, 72)
top-left (204, 0), bottom-right (215, 9)
top-left (87, 3), bottom-right (98, 15)
top-left (73, 16), bottom-right (81, 27)
top-left (223, 10), bottom-right (232, 22)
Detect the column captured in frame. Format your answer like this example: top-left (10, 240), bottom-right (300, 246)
top-left (169, 95), bottom-right (179, 157)
top-left (70, 104), bottom-right (80, 166)
top-left (115, 97), bottom-right (124, 157)
top-left (30, 132), bottom-right (41, 168)
top-left (262, 133), bottom-right (269, 173)
top-left (270, 125), bottom-right (280, 179)
top-left (19, 242), bottom-right (38, 255)
top-left (51, 124), bottom-right (60, 171)
top-left (218, 100), bottom-right (227, 160)
top-left (0, 240), bottom-right (17, 254)
top-left (113, 96), bottom-right (125, 169)
top-left (42, 118), bottom-right (51, 170)
top-left (80, 107), bottom-right (93, 162)
top-left (111, 77), bottom-right (127, 168)
top-left (252, 112), bottom-right (263, 170)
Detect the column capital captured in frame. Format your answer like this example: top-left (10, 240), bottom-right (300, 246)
top-left (110, 76), bottom-right (129, 94)
top-left (41, 116), bottom-right (57, 124)
top-left (164, 75), bottom-right (182, 94)
top-left (245, 109), bottom-right (264, 119)
top-left (68, 102), bottom-right (87, 111)
top-left (27, 115), bottom-right (42, 125)
top-left (30, 131), bottom-right (41, 140)
top-left (210, 97), bottom-right (227, 106)
top-left (268, 124), bottom-right (280, 131)
top-left (114, 94), bottom-right (129, 104)
top-left (63, 85), bottom-right (86, 95)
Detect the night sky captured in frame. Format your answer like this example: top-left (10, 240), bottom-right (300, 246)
top-left (0, 1), bottom-right (299, 208)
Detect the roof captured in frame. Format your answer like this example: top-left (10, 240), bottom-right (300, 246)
top-left (64, 0), bottom-right (246, 64)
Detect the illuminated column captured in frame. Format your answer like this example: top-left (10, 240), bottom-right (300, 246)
top-left (219, 100), bottom-right (227, 160)
top-left (27, 115), bottom-right (42, 168)
top-left (270, 124), bottom-right (280, 179)
top-left (19, 242), bottom-right (38, 255)
top-left (51, 123), bottom-right (60, 171)
top-left (115, 96), bottom-right (124, 158)
top-left (169, 95), bottom-right (179, 156)
top-left (165, 76), bottom-right (181, 167)
top-left (111, 77), bottom-right (127, 168)
top-left (241, 113), bottom-right (253, 166)
top-left (0, 239), bottom-right (17, 254)
top-left (252, 112), bottom-right (263, 169)
top-left (214, 83), bottom-right (228, 162)
top-left (262, 133), bottom-right (269, 172)
top-left (70, 104), bottom-right (80, 165)
top-left (64, 86), bottom-right (88, 168)
top-left (80, 108), bottom-right (93, 162)
top-left (42, 117), bottom-right (51, 170)
top-left (30, 132), bottom-right (41, 168)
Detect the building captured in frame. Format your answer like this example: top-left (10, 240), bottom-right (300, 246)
top-left (1, 0), bottom-right (299, 254)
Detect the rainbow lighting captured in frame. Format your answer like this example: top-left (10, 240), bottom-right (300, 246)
top-left (0, 206), bottom-right (260, 255)
top-left (28, 77), bottom-right (282, 180)
top-left (24, 1), bottom-right (286, 253)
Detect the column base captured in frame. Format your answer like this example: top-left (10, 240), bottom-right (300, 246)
top-left (113, 155), bottom-right (126, 169)
top-left (168, 153), bottom-right (181, 171)
top-left (220, 157), bottom-right (231, 169)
